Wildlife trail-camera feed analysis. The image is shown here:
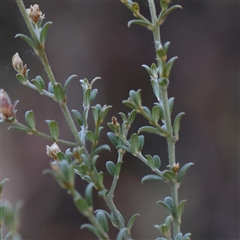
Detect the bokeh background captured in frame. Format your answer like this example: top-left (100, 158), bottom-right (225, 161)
top-left (1, 1), bottom-right (239, 239)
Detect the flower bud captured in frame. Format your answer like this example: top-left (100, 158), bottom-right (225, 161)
top-left (26, 4), bottom-right (45, 24)
top-left (172, 162), bottom-right (180, 174)
top-left (12, 53), bottom-right (23, 73)
top-left (46, 143), bottom-right (61, 160)
top-left (0, 89), bottom-right (18, 122)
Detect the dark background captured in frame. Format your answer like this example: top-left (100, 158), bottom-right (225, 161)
top-left (1, 1), bottom-right (239, 239)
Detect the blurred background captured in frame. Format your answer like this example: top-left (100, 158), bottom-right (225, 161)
top-left (1, 0), bottom-right (239, 239)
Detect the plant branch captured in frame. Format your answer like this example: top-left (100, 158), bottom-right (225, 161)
top-left (148, 0), bottom-right (180, 236)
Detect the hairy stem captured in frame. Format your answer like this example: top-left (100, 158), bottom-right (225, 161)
top-left (148, 0), bottom-right (180, 236)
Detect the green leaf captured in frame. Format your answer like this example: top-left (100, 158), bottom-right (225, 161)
top-left (177, 162), bottom-right (194, 183)
top-left (115, 161), bottom-right (123, 176)
top-left (117, 145), bottom-right (132, 153)
top-left (141, 174), bottom-right (163, 183)
top-left (46, 120), bottom-right (59, 141)
top-left (81, 224), bottom-right (102, 239)
top-left (129, 89), bottom-right (142, 107)
top-left (162, 169), bottom-right (175, 181)
top-left (74, 194), bottom-right (90, 214)
top-left (92, 144), bottom-right (111, 156)
top-left (53, 83), bottom-right (65, 102)
top-left (98, 189), bottom-right (108, 197)
top-left (138, 126), bottom-right (167, 137)
top-left (72, 109), bottom-right (83, 126)
top-left (90, 89), bottom-right (98, 103)
top-left (127, 213), bottom-right (140, 231)
top-left (106, 161), bottom-right (116, 177)
top-left (25, 110), bottom-right (36, 130)
top-left (157, 197), bottom-right (173, 214)
top-left (152, 105), bottom-right (161, 123)
top-left (161, 5), bottom-right (182, 21)
top-left (57, 152), bottom-right (66, 161)
top-left (145, 155), bottom-right (155, 169)
top-left (116, 228), bottom-right (128, 240)
top-left (165, 56), bottom-right (178, 78)
top-left (8, 125), bottom-right (30, 133)
top-left (153, 155), bottom-right (161, 169)
top-left (63, 74), bottom-right (77, 92)
top-left (182, 233), bottom-right (191, 240)
top-left (128, 19), bottom-right (151, 28)
top-left (83, 88), bottom-right (91, 107)
top-left (176, 200), bottom-right (187, 219)
top-left (31, 76), bottom-right (45, 93)
top-left (127, 110), bottom-right (137, 124)
top-left (168, 97), bottom-right (175, 116)
top-left (158, 77), bottom-right (169, 87)
top-left (142, 64), bottom-right (152, 76)
top-left (173, 112), bottom-right (185, 140)
top-left (123, 99), bottom-right (137, 110)
top-left (96, 210), bottom-right (109, 232)
top-left (15, 33), bottom-right (36, 49)
top-left (174, 233), bottom-right (183, 240)
top-left (40, 21), bottom-right (52, 44)
top-left (129, 133), bottom-right (140, 153)
top-left (16, 73), bottom-right (26, 83)
top-left (48, 82), bottom-right (54, 94)
top-left (86, 130), bottom-right (95, 143)
top-left (163, 41), bottom-right (171, 54)
top-left (107, 132), bottom-right (119, 147)
top-left (97, 171), bottom-right (104, 187)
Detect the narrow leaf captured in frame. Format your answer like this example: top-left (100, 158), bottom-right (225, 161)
top-left (72, 109), bottom-right (83, 126)
top-left (40, 21), bottom-right (52, 44)
top-left (81, 224), bottom-right (101, 239)
top-left (127, 213), bottom-right (140, 230)
top-left (106, 161), bottom-right (116, 177)
top-left (177, 162), bottom-right (194, 183)
top-left (141, 174), bottom-right (163, 183)
top-left (63, 74), bottom-right (77, 91)
top-left (15, 34), bottom-right (36, 49)
top-left (85, 183), bottom-right (94, 207)
top-left (128, 19), bottom-right (151, 28)
top-left (173, 112), bottom-right (185, 140)
top-left (96, 210), bottom-right (109, 232)
top-left (25, 110), bottom-right (36, 129)
top-left (116, 228), bottom-right (128, 240)
top-left (53, 83), bottom-right (65, 102)
top-left (176, 200), bottom-right (187, 219)
top-left (162, 170), bottom-right (175, 181)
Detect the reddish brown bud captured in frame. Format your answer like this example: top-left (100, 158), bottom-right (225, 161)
top-left (26, 4), bottom-right (45, 24)
top-left (172, 162), bottom-right (180, 174)
top-left (0, 89), bottom-right (18, 122)
top-left (112, 116), bottom-right (118, 126)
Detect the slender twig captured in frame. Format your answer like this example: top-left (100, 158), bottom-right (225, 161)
top-left (148, 0), bottom-right (180, 236)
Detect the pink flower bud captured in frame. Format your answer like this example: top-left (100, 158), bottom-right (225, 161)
top-left (0, 89), bottom-right (18, 122)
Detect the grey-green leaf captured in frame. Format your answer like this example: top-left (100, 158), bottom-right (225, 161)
top-left (15, 34), bottom-right (36, 49)
top-left (173, 112), bottom-right (185, 140)
top-left (40, 21), bottom-right (52, 44)
top-left (177, 162), bottom-right (194, 183)
top-left (127, 213), bottom-right (140, 231)
top-left (106, 161), bottom-right (116, 177)
top-left (141, 174), bottom-right (163, 183)
top-left (25, 110), bottom-right (36, 129)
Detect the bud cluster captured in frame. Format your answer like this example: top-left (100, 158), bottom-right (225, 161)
top-left (26, 4), bottom-right (45, 24)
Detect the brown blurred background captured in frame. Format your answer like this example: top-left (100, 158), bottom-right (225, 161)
top-left (1, 1), bottom-right (239, 239)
